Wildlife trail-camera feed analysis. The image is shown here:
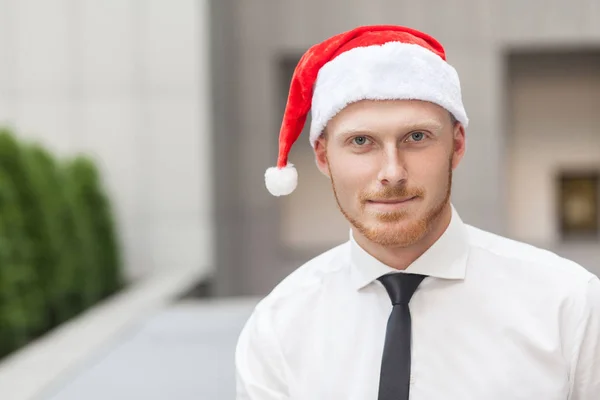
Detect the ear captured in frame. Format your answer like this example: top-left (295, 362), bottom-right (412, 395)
top-left (313, 136), bottom-right (331, 178)
top-left (451, 122), bottom-right (466, 170)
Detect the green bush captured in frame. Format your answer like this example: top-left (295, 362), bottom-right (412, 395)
top-left (62, 156), bottom-right (123, 302)
top-left (0, 172), bottom-right (47, 359)
top-left (0, 130), bottom-right (47, 338)
top-left (0, 127), bottom-right (124, 360)
top-left (22, 143), bottom-right (81, 323)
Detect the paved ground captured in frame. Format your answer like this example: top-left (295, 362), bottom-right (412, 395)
top-left (37, 298), bottom-right (259, 400)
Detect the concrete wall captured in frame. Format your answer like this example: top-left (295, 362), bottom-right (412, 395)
top-left (0, 0), bottom-right (214, 281)
top-left (508, 52), bottom-right (600, 244)
top-left (213, 0), bottom-right (600, 296)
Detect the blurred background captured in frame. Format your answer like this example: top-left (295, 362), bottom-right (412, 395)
top-left (0, 0), bottom-right (599, 399)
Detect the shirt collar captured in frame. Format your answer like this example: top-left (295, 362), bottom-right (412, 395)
top-left (349, 204), bottom-right (469, 290)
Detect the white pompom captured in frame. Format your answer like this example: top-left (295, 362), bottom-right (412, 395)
top-left (265, 163), bottom-right (298, 196)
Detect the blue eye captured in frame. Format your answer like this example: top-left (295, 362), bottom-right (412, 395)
top-left (408, 132), bottom-right (426, 142)
top-left (352, 136), bottom-right (369, 146)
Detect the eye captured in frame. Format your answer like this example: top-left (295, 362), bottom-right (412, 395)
top-left (406, 131), bottom-right (427, 142)
top-left (351, 136), bottom-right (371, 146)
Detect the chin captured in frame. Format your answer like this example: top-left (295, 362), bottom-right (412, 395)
top-left (357, 215), bottom-right (430, 248)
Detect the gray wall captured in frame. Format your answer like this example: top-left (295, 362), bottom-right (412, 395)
top-left (211, 0), bottom-right (600, 296)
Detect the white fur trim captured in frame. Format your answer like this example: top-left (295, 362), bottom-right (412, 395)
top-left (309, 42), bottom-right (468, 146)
top-left (265, 163), bottom-right (298, 196)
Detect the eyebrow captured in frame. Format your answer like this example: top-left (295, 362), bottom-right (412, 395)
top-left (335, 128), bottom-right (377, 138)
top-left (336, 120), bottom-right (444, 137)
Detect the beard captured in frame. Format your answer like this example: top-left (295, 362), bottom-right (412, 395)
top-left (329, 157), bottom-right (453, 248)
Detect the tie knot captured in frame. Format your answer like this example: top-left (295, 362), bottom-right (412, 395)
top-left (378, 273), bottom-right (426, 305)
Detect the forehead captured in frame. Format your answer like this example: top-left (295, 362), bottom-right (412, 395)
top-left (325, 99), bottom-right (449, 135)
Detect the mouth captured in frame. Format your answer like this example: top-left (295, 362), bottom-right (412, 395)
top-left (364, 196), bottom-right (419, 212)
top-left (367, 196), bottom-right (417, 205)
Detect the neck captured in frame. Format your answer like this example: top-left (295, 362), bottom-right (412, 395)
top-left (352, 203), bottom-right (453, 270)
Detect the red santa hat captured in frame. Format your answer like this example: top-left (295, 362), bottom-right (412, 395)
top-left (265, 25), bottom-right (468, 196)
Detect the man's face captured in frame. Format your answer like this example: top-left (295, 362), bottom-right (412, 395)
top-left (314, 99), bottom-right (465, 248)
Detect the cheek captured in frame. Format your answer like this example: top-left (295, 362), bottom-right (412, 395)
top-left (330, 154), bottom-right (376, 195)
top-left (407, 151), bottom-right (451, 189)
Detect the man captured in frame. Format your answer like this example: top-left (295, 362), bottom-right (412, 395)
top-left (235, 25), bottom-right (600, 399)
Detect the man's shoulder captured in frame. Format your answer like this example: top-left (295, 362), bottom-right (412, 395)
top-left (255, 241), bottom-right (351, 312)
top-left (464, 223), bottom-right (595, 284)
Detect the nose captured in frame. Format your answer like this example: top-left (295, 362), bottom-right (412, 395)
top-left (377, 150), bottom-right (407, 185)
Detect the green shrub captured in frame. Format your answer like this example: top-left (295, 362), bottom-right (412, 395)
top-left (61, 155), bottom-right (123, 307)
top-left (69, 156), bottom-right (123, 298)
top-left (0, 166), bottom-right (43, 358)
top-left (0, 127), bottom-right (124, 360)
top-left (0, 130), bottom-right (47, 339)
top-left (22, 143), bottom-right (81, 323)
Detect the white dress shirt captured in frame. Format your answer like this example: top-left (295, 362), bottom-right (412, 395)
top-left (235, 205), bottom-right (600, 399)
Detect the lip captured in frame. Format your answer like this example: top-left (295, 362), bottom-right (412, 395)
top-left (365, 196), bottom-right (418, 212)
top-left (367, 196), bottom-right (416, 204)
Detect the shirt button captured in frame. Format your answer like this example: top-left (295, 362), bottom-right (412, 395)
top-left (410, 375), bottom-right (415, 385)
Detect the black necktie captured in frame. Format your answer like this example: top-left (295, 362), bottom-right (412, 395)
top-left (377, 273), bottom-right (426, 400)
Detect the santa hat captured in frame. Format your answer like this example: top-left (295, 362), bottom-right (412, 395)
top-left (264, 25), bottom-right (468, 196)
